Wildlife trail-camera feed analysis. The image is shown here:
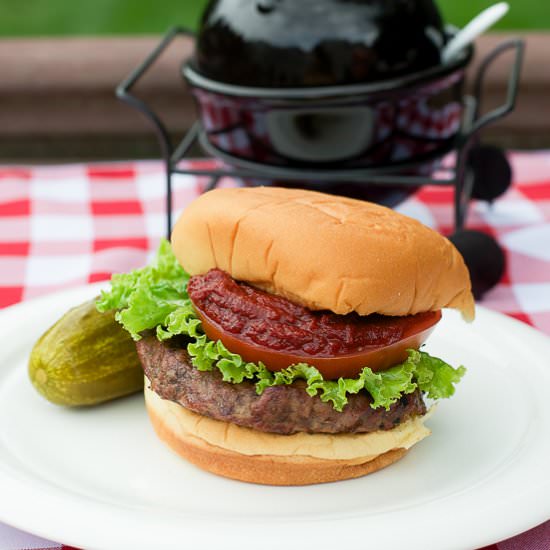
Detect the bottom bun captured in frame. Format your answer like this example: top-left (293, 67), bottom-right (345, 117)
top-left (145, 382), bottom-right (431, 486)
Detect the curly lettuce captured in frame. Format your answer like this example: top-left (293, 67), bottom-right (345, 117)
top-left (97, 240), bottom-right (466, 412)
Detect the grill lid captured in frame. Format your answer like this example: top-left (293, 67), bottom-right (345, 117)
top-left (193, 0), bottom-right (447, 88)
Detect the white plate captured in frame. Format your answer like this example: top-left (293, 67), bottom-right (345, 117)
top-left (0, 284), bottom-right (549, 550)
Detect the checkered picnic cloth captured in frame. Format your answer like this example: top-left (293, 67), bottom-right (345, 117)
top-left (0, 153), bottom-right (549, 549)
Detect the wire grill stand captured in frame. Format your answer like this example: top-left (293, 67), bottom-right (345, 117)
top-left (117, 27), bottom-right (524, 240)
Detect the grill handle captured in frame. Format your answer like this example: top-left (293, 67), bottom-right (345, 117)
top-left (116, 27), bottom-right (194, 238)
top-left (465, 38), bottom-right (525, 139)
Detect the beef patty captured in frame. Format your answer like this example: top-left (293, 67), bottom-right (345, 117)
top-left (137, 334), bottom-right (427, 435)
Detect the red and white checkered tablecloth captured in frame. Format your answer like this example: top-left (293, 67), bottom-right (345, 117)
top-left (0, 154), bottom-right (549, 549)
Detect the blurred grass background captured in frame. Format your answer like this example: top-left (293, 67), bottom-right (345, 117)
top-left (0, 0), bottom-right (548, 36)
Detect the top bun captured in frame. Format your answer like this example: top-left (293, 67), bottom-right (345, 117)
top-left (172, 187), bottom-right (474, 320)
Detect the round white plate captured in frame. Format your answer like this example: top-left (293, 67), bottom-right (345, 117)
top-left (0, 284), bottom-right (549, 550)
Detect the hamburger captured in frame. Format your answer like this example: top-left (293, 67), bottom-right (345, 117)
top-left (97, 187), bottom-right (474, 485)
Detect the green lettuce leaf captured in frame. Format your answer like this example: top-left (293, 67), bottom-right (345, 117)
top-left (97, 239), bottom-right (466, 411)
top-left (96, 239), bottom-right (189, 340)
top-left (412, 349), bottom-right (467, 400)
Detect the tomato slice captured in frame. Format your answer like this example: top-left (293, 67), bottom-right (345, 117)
top-left (187, 270), bottom-right (441, 380)
top-left (192, 304), bottom-right (441, 381)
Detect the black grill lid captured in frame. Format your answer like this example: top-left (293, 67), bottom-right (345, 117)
top-left (193, 0), bottom-right (447, 88)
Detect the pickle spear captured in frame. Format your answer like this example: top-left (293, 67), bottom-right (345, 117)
top-left (29, 299), bottom-right (144, 406)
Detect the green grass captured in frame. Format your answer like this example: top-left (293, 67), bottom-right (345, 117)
top-left (0, 0), bottom-right (210, 36)
top-left (0, 0), bottom-right (548, 36)
top-left (440, 0), bottom-right (550, 31)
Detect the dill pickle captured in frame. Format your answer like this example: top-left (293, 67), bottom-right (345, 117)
top-left (28, 300), bottom-right (143, 406)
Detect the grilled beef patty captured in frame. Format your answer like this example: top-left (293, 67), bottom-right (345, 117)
top-left (137, 334), bottom-right (427, 435)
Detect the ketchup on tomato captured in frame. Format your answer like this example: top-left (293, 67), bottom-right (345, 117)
top-left (187, 269), bottom-right (441, 380)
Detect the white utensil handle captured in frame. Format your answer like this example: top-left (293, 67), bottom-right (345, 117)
top-left (442, 2), bottom-right (510, 64)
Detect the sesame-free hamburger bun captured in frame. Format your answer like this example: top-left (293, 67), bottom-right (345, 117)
top-left (171, 187), bottom-right (474, 320)
top-left (144, 378), bottom-right (432, 486)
